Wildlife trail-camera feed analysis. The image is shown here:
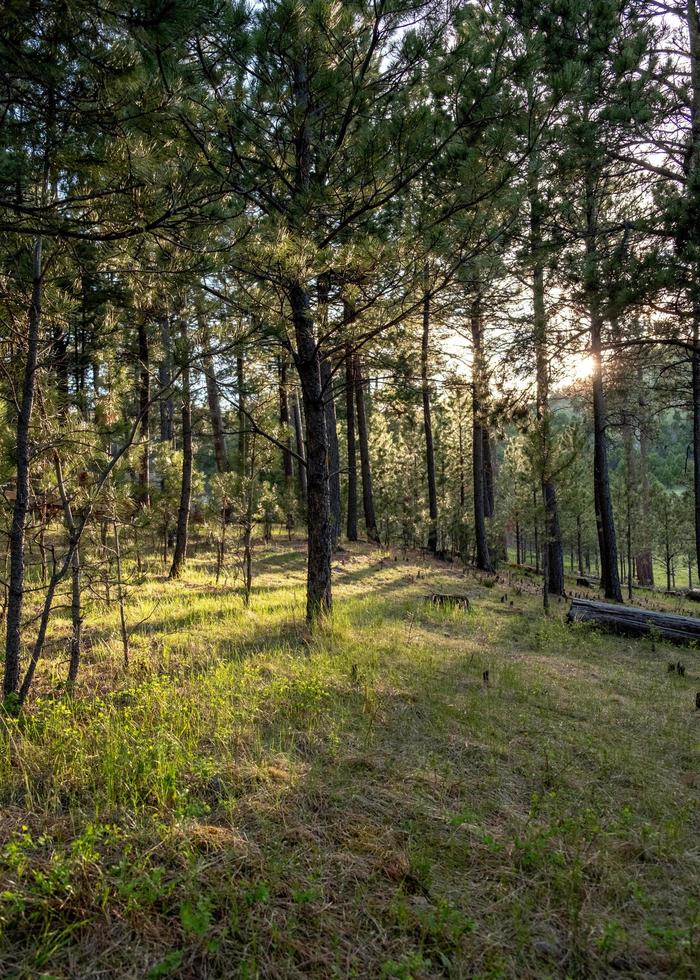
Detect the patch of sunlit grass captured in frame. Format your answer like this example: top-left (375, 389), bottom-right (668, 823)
top-left (0, 539), bottom-right (698, 977)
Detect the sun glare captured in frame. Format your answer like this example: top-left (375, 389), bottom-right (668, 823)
top-left (558, 353), bottom-right (594, 386)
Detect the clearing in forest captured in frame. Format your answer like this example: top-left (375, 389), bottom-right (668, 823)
top-left (0, 543), bottom-right (698, 979)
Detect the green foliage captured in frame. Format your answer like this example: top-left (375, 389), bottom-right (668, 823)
top-left (0, 544), bottom-right (696, 976)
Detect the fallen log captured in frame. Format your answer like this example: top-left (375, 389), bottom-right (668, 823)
top-left (567, 598), bottom-right (700, 645)
top-left (426, 593), bottom-right (470, 611)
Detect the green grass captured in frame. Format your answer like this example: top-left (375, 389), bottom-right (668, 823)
top-left (0, 540), bottom-right (699, 978)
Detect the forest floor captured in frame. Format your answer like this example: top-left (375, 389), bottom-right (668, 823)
top-left (0, 540), bottom-right (699, 979)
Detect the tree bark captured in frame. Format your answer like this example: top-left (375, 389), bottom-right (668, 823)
top-left (687, 0), bottom-right (700, 581)
top-left (622, 414), bottom-right (635, 600)
top-left (590, 314), bottom-right (622, 601)
top-left (530, 154), bottom-right (565, 596)
top-left (290, 281), bottom-right (332, 620)
top-left (482, 430), bottom-right (495, 519)
top-left (200, 313), bottom-right (227, 474)
top-left (693, 317), bottom-right (700, 577)
top-left (67, 544), bottom-right (81, 686)
top-left (279, 354), bottom-right (294, 484)
top-left (237, 353), bottom-right (246, 477)
top-left (321, 356), bottom-right (341, 548)
top-left (458, 414), bottom-right (466, 511)
top-left (137, 318), bottom-right (150, 505)
top-left (345, 337), bottom-right (358, 542)
top-left (316, 275), bottom-right (341, 547)
top-left (590, 328), bottom-right (622, 600)
top-left (4, 239), bottom-right (42, 698)
top-left (421, 288), bottom-right (438, 552)
top-left (292, 391), bottom-right (307, 503)
top-left (159, 314), bottom-right (174, 444)
top-left (585, 168), bottom-right (622, 602)
top-left (169, 323), bottom-right (192, 580)
top-left (568, 597), bottom-right (700, 644)
top-left (354, 355), bottom-right (379, 543)
top-left (636, 399), bottom-right (653, 586)
top-left (470, 295), bottom-right (493, 572)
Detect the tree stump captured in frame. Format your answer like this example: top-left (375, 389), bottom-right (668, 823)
top-left (426, 593), bottom-right (470, 611)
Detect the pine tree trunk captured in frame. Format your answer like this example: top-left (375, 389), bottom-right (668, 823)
top-left (590, 312), bottom-right (622, 601)
top-left (159, 314), bottom-right (174, 444)
top-left (200, 313), bottom-right (227, 474)
top-left (321, 356), bottom-right (341, 548)
top-left (585, 168), bottom-right (622, 602)
top-left (622, 416), bottom-right (635, 600)
top-left (421, 289), bottom-right (438, 552)
top-left (577, 515), bottom-right (584, 575)
top-left (68, 544), bottom-right (81, 687)
top-left (354, 355), bottom-right (379, 543)
top-left (470, 296), bottom-right (493, 572)
top-left (169, 324), bottom-right (192, 580)
top-left (530, 155), bottom-right (564, 596)
top-left (533, 486), bottom-right (540, 574)
top-left (688, 0), bottom-right (700, 579)
top-left (458, 416), bottom-right (466, 511)
top-left (543, 481), bottom-right (564, 594)
top-left (4, 239), bottom-right (42, 698)
top-left (292, 392), bottom-right (308, 503)
top-left (237, 353), bottom-right (246, 477)
top-left (290, 281), bottom-right (332, 621)
top-left (693, 317), bottom-right (700, 577)
top-left (482, 430), bottom-right (495, 519)
top-left (345, 339), bottom-right (358, 542)
top-left (279, 354), bottom-right (294, 485)
top-left (636, 380), bottom-right (654, 585)
top-left (53, 319), bottom-right (69, 403)
top-left (137, 319), bottom-right (150, 506)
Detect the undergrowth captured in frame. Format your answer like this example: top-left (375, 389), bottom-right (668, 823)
top-left (0, 541), bottom-right (698, 978)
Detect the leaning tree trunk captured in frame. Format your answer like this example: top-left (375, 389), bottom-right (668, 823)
top-left (345, 337), bottom-right (358, 542)
top-left (290, 281), bottom-right (332, 621)
top-left (169, 324), bottom-right (192, 580)
top-left (354, 355), bottom-right (379, 543)
top-left (4, 239), bottom-right (42, 698)
top-left (470, 295), bottom-right (493, 572)
top-left (421, 288), bottom-right (438, 553)
top-left (321, 356), bottom-right (342, 549)
top-left (137, 318), bottom-right (150, 506)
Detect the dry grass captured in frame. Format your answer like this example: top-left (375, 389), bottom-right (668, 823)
top-left (0, 538), bottom-right (698, 978)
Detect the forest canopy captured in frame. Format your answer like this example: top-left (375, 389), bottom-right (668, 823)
top-left (3, 3), bottom-right (700, 978)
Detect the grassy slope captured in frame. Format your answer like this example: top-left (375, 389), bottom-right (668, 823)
top-left (0, 541), bottom-right (698, 979)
